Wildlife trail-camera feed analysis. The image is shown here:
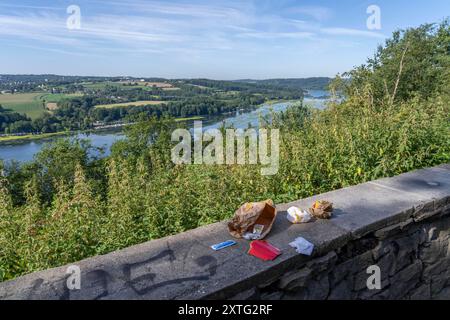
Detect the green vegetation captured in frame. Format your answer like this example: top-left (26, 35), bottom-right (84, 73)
top-left (0, 131), bottom-right (69, 143)
top-left (39, 93), bottom-right (83, 104)
top-left (0, 93), bottom-right (46, 119)
top-left (235, 77), bottom-right (332, 90)
top-left (0, 92), bottom-right (85, 134)
top-left (82, 81), bottom-right (152, 91)
top-left (174, 116), bottom-right (204, 122)
top-left (0, 93), bottom-right (82, 120)
top-left (94, 100), bottom-right (167, 109)
top-left (0, 21), bottom-right (449, 282)
top-left (81, 81), bottom-right (124, 90)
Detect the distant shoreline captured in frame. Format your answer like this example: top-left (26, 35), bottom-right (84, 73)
top-left (0, 115), bottom-right (206, 144)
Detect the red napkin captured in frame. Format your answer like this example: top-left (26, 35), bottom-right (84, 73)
top-left (248, 240), bottom-right (281, 261)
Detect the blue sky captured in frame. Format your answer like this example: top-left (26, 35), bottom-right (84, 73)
top-left (0, 0), bottom-right (448, 79)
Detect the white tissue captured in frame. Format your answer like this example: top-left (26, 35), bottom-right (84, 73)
top-left (289, 237), bottom-right (314, 256)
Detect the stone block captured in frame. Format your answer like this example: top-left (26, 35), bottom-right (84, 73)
top-left (430, 270), bottom-right (450, 296)
top-left (394, 231), bottom-right (422, 255)
top-left (278, 267), bottom-right (312, 291)
top-left (328, 279), bottom-right (355, 300)
top-left (389, 260), bottom-right (422, 299)
top-left (422, 257), bottom-right (450, 279)
top-left (332, 250), bottom-right (373, 285)
top-left (433, 286), bottom-right (450, 300)
top-left (372, 240), bottom-right (395, 261)
top-left (372, 166), bottom-right (450, 204)
top-left (348, 250), bottom-right (374, 274)
top-left (306, 251), bottom-right (337, 275)
top-left (419, 240), bottom-right (448, 265)
top-left (409, 284), bottom-right (431, 300)
top-left (413, 201), bottom-right (438, 222)
top-left (281, 288), bottom-right (308, 300)
top-left (228, 287), bottom-right (259, 300)
top-left (370, 289), bottom-right (391, 300)
top-left (377, 251), bottom-right (396, 278)
top-left (259, 291), bottom-right (283, 300)
top-left (356, 278), bottom-right (390, 299)
top-left (434, 197), bottom-right (450, 212)
top-left (280, 274), bottom-right (330, 300)
top-left (374, 219), bottom-right (414, 239)
top-left (391, 260), bottom-right (423, 284)
top-left (257, 276), bottom-right (280, 290)
top-left (307, 275), bottom-right (330, 300)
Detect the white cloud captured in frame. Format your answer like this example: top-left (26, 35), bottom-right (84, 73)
top-left (321, 28), bottom-right (386, 39)
top-left (0, 2), bottom-right (386, 57)
top-left (237, 31), bottom-right (314, 40)
top-left (286, 5), bottom-right (333, 21)
top-left (0, 3), bottom-right (61, 10)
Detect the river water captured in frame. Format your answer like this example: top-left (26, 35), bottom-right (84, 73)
top-left (0, 91), bottom-right (329, 163)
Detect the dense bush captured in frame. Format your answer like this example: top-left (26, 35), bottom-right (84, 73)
top-left (0, 21), bottom-right (449, 282)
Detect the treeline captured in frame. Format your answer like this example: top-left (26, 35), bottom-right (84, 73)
top-left (58, 92), bottom-right (264, 128)
top-left (181, 78), bottom-right (307, 99)
top-left (0, 105), bottom-right (68, 134)
top-left (235, 77), bottom-right (332, 90)
top-left (0, 105), bottom-right (33, 134)
top-left (57, 94), bottom-right (267, 127)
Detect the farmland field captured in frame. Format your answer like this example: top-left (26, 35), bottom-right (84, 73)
top-left (81, 81), bottom-right (124, 89)
top-left (0, 93), bottom-right (45, 119)
top-left (39, 93), bottom-right (83, 111)
top-left (82, 81), bottom-right (164, 91)
top-left (0, 93), bottom-right (82, 118)
top-left (94, 100), bottom-right (167, 109)
top-left (39, 93), bottom-right (83, 103)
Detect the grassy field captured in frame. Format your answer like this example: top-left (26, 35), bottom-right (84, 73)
top-left (0, 131), bottom-right (70, 143)
top-left (39, 93), bottom-right (83, 111)
top-left (0, 93), bottom-right (46, 119)
top-left (264, 99), bottom-right (295, 105)
top-left (94, 100), bottom-right (167, 109)
top-left (0, 93), bottom-right (82, 119)
top-left (174, 116), bottom-right (204, 122)
top-left (81, 81), bottom-right (123, 89)
top-left (39, 93), bottom-right (82, 103)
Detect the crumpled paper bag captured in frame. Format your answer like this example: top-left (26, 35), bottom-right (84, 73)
top-left (309, 200), bottom-right (333, 219)
top-left (228, 199), bottom-right (277, 240)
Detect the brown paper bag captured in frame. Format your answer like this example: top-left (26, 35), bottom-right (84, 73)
top-left (309, 200), bottom-right (333, 219)
top-left (228, 199), bottom-right (277, 240)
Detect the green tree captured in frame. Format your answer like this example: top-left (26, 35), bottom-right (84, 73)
top-left (344, 20), bottom-right (450, 104)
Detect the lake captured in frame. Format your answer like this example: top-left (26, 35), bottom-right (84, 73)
top-left (0, 91), bottom-right (329, 163)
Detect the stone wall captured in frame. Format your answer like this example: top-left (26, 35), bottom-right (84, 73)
top-left (256, 212), bottom-right (450, 300)
top-left (0, 164), bottom-right (449, 300)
